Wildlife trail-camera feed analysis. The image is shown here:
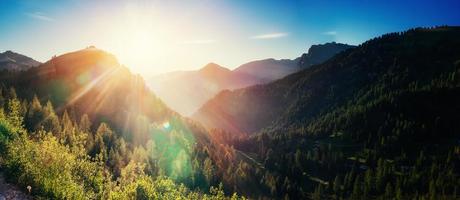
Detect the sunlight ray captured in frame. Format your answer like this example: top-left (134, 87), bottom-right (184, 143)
top-left (66, 66), bottom-right (121, 107)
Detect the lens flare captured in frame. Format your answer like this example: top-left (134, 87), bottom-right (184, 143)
top-left (146, 117), bottom-right (197, 181)
top-left (162, 121), bottom-right (171, 131)
top-left (76, 72), bottom-right (91, 85)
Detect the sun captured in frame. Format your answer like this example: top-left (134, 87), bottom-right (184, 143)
top-left (89, 4), bottom-right (201, 75)
top-left (98, 7), bottom-right (173, 75)
top-left (113, 20), bottom-right (160, 72)
top-left (121, 28), bottom-right (157, 61)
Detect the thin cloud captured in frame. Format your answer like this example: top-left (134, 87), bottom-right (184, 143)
top-left (180, 39), bottom-right (217, 45)
top-left (323, 31), bottom-right (337, 35)
top-left (251, 32), bottom-right (288, 39)
top-left (26, 12), bottom-right (54, 21)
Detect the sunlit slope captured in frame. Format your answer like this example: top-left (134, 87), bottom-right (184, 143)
top-left (194, 26), bottom-right (460, 135)
top-left (2, 47), bottom-right (219, 181)
top-left (22, 48), bottom-right (176, 141)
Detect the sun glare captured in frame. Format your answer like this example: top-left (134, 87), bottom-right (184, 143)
top-left (97, 6), bottom-right (174, 75)
top-left (87, 3), bottom-right (225, 75)
top-left (121, 30), bottom-right (156, 61)
top-left (113, 16), bottom-right (161, 72)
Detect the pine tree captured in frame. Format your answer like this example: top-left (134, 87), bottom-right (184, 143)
top-left (92, 128), bottom-right (106, 159)
top-left (61, 110), bottom-right (75, 145)
top-left (41, 100), bottom-right (61, 136)
top-left (364, 169), bottom-right (375, 197)
top-left (0, 88), bottom-right (5, 109)
top-left (333, 175), bottom-right (342, 194)
top-left (26, 94), bottom-right (43, 131)
top-left (79, 114), bottom-right (91, 132)
top-left (385, 183), bottom-right (394, 199)
top-left (92, 122), bottom-right (115, 160)
top-left (6, 88), bottom-right (23, 128)
top-left (428, 179), bottom-right (436, 200)
top-left (351, 174), bottom-right (362, 200)
top-left (62, 110), bottom-right (73, 132)
top-left (203, 157), bottom-right (215, 186)
top-left (312, 184), bottom-right (323, 200)
top-left (282, 176), bottom-right (291, 194)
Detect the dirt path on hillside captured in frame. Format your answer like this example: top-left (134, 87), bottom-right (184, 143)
top-left (235, 150), bottom-right (265, 170)
top-left (0, 172), bottom-right (31, 200)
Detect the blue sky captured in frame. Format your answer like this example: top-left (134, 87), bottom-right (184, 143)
top-left (1, 0), bottom-right (459, 75)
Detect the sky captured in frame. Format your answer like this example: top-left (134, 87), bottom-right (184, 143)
top-left (1, 0), bottom-right (459, 75)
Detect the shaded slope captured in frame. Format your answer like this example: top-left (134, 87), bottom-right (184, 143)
top-left (194, 27), bottom-right (460, 135)
top-left (202, 26), bottom-right (460, 199)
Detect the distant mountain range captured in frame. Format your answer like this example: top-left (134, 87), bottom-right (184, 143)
top-left (149, 42), bottom-right (355, 115)
top-left (232, 58), bottom-right (299, 81)
top-left (297, 42), bottom-right (357, 68)
top-left (0, 50), bottom-right (41, 71)
top-left (148, 62), bottom-right (260, 116)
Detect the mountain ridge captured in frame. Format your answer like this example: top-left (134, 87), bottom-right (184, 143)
top-left (149, 42), bottom-right (354, 116)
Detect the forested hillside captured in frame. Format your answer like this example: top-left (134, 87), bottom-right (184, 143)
top-left (196, 26), bottom-right (460, 199)
top-left (0, 47), bottom-right (248, 199)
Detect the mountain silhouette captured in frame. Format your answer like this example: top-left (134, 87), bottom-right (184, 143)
top-left (232, 58), bottom-right (299, 81)
top-left (298, 42), bottom-right (355, 68)
top-left (149, 42), bottom-right (354, 116)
